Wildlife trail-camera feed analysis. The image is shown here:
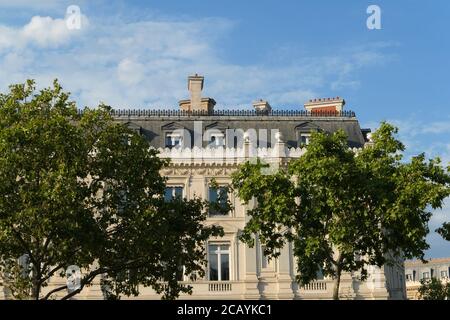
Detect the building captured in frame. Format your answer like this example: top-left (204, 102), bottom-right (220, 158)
top-left (404, 258), bottom-right (450, 299)
top-left (1, 74), bottom-right (407, 300)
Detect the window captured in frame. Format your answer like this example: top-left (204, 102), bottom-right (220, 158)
top-left (164, 186), bottom-right (183, 202)
top-left (422, 272), bottom-right (430, 279)
top-left (165, 133), bottom-right (183, 148)
top-left (209, 133), bottom-right (225, 147)
top-left (208, 244), bottom-right (230, 281)
top-left (441, 271), bottom-right (448, 278)
top-left (316, 267), bottom-right (324, 280)
top-left (261, 246), bottom-right (269, 269)
top-left (208, 186), bottom-right (229, 216)
top-left (406, 274), bottom-right (412, 281)
top-left (299, 133), bottom-right (310, 146)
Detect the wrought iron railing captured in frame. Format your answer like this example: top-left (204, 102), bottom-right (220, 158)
top-left (77, 109), bottom-right (356, 118)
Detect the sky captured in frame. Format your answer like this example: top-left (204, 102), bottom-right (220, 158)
top-left (0, 0), bottom-right (449, 258)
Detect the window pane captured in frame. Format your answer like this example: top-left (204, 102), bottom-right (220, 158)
top-left (218, 188), bottom-right (228, 206)
top-left (209, 188), bottom-right (218, 203)
top-left (174, 187), bottom-right (183, 198)
top-left (316, 268), bottom-right (324, 280)
top-left (165, 135), bottom-right (172, 147)
top-left (209, 187), bottom-right (229, 216)
top-left (221, 253), bottom-right (230, 281)
top-left (300, 135), bottom-right (310, 145)
top-left (209, 253), bottom-right (218, 281)
top-left (164, 188), bottom-right (173, 202)
top-left (261, 246), bottom-right (268, 269)
top-left (173, 137), bottom-right (182, 146)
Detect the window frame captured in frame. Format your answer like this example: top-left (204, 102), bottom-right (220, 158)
top-left (207, 243), bottom-right (231, 282)
top-left (299, 133), bottom-right (311, 146)
top-left (165, 132), bottom-right (183, 148)
top-left (164, 185), bottom-right (184, 202)
top-left (207, 185), bottom-right (230, 217)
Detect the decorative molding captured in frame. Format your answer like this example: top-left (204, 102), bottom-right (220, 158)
top-left (155, 146), bottom-right (362, 165)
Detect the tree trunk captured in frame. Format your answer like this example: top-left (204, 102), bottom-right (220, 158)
top-left (332, 254), bottom-right (343, 300)
top-left (32, 278), bottom-right (41, 300)
top-left (31, 264), bottom-right (41, 300)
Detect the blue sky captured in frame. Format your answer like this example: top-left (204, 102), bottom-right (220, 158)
top-left (0, 0), bottom-right (449, 258)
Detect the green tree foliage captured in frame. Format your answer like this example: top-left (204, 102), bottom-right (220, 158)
top-left (232, 123), bottom-right (450, 299)
top-left (0, 80), bottom-right (223, 300)
top-left (418, 277), bottom-right (450, 300)
top-left (437, 222), bottom-right (450, 241)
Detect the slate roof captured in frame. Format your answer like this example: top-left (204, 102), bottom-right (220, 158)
top-left (110, 109), bottom-right (367, 149)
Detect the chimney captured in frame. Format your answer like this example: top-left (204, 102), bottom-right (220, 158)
top-left (188, 74), bottom-right (203, 109)
top-left (252, 99), bottom-right (272, 114)
top-left (179, 74), bottom-right (216, 112)
top-left (304, 97), bottom-right (345, 114)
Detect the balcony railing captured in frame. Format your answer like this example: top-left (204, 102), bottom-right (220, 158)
top-left (301, 281), bottom-right (328, 291)
top-left (208, 282), bottom-right (233, 292)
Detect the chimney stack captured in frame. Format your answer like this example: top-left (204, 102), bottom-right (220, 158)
top-left (252, 99), bottom-right (272, 114)
top-left (179, 74), bottom-right (216, 112)
top-left (304, 97), bottom-right (345, 114)
top-left (188, 74), bottom-right (204, 110)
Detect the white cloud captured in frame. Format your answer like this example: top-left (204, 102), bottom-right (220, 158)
top-left (0, 14), bottom-right (88, 51)
top-left (117, 58), bottom-right (145, 86)
top-left (0, 12), bottom-right (388, 110)
top-left (22, 16), bottom-right (72, 47)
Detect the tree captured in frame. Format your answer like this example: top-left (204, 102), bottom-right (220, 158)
top-left (418, 277), bottom-right (450, 300)
top-left (231, 123), bottom-right (450, 300)
top-left (437, 222), bottom-right (450, 241)
top-left (0, 80), bottom-right (223, 300)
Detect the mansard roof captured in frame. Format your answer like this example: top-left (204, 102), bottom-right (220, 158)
top-left (96, 109), bottom-right (366, 148)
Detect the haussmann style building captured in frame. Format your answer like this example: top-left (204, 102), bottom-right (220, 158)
top-left (0, 74), bottom-right (407, 300)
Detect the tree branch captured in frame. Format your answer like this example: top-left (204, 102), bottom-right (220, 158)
top-left (39, 264), bottom-right (65, 285)
top-left (41, 284), bottom-right (68, 300)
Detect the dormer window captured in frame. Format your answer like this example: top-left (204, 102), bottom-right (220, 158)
top-left (209, 132), bottom-right (225, 147)
top-left (295, 122), bottom-right (321, 147)
top-left (161, 122), bottom-right (189, 148)
top-left (299, 133), bottom-right (311, 146)
top-left (165, 132), bottom-right (183, 148)
top-left (204, 122), bottom-right (228, 148)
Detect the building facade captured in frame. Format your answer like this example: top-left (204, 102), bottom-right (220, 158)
top-left (0, 75), bottom-right (407, 300)
top-left (404, 258), bottom-right (450, 299)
